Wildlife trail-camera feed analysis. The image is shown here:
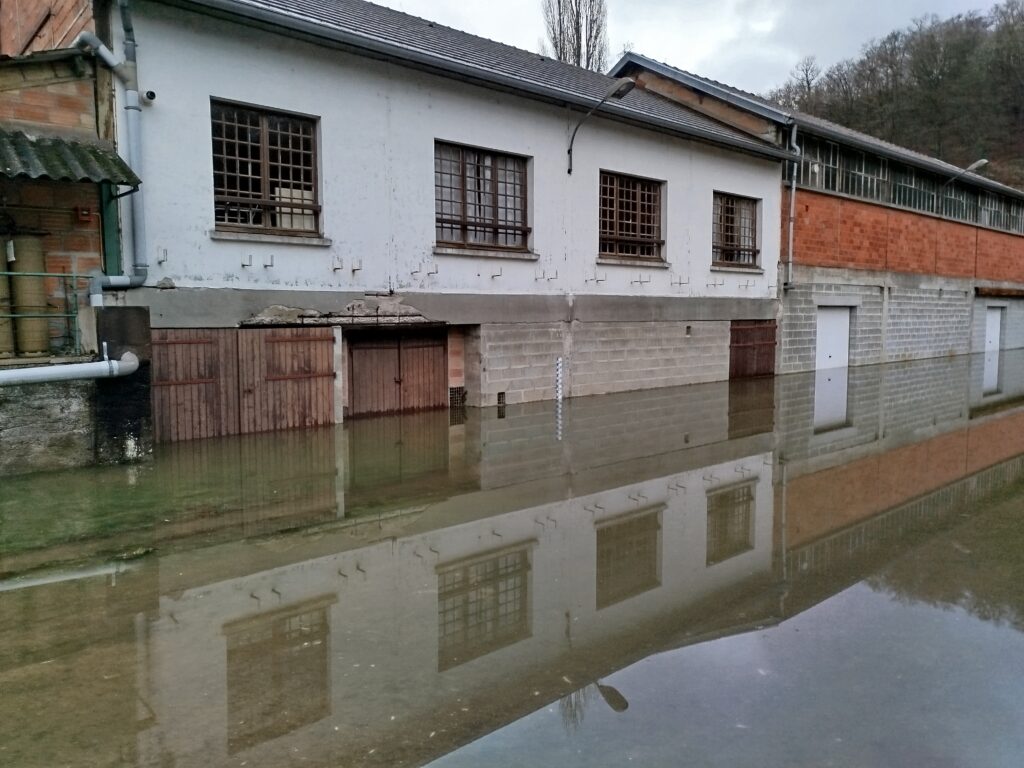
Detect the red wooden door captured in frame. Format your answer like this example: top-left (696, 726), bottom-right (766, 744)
top-left (729, 320), bottom-right (777, 379)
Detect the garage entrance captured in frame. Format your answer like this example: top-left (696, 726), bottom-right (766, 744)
top-left (347, 329), bottom-right (448, 417)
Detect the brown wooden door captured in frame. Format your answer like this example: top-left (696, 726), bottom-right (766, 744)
top-left (729, 320), bottom-right (777, 379)
top-left (152, 328), bottom-right (240, 442)
top-left (238, 327), bottom-right (335, 434)
top-left (152, 327), bottom-right (335, 442)
top-left (348, 331), bottom-right (447, 417)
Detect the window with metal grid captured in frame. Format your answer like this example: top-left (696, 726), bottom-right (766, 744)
top-left (211, 100), bottom-right (320, 235)
top-left (225, 602), bottom-right (330, 753)
top-left (706, 483), bottom-right (755, 565)
top-left (434, 141), bottom-right (529, 250)
top-left (599, 171), bottom-right (663, 259)
top-left (712, 192), bottom-right (759, 267)
top-left (437, 545), bottom-right (531, 670)
top-left (595, 508), bottom-right (662, 609)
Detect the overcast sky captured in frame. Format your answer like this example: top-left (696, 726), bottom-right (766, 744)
top-left (374, 0), bottom-right (989, 93)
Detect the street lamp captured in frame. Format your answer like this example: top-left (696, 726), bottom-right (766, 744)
top-left (567, 77), bottom-right (636, 174)
top-left (941, 158), bottom-right (989, 189)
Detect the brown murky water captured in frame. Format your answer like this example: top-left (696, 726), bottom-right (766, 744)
top-left (2, 352), bottom-right (1024, 767)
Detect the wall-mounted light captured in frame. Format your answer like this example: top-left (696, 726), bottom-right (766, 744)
top-left (567, 77), bottom-right (636, 175)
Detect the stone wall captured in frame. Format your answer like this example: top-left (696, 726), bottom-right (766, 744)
top-left (0, 379), bottom-right (96, 474)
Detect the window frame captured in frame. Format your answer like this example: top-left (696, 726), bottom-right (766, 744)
top-left (434, 140), bottom-right (531, 252)
top-left (598, 169), bottom-right (665, 261)
top-left (210, 98), bottom-right (322, 237)
top-left (712, 191), bottom-right (760, 269)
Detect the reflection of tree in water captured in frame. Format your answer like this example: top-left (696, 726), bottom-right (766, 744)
top-left (559, 686), bottom-right (594, 733)
top-left (868, 500), bottom-right (1024, 633)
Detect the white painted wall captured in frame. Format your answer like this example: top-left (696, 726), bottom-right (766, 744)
top-left (113, 2), bottom-right (782, 308)
top-left (141, 453), bottom-right (774, 766)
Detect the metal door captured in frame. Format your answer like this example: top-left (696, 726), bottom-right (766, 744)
top-left (815, 307), bottom-right (851, 370)
top-left (729, 320), bottom-right (777, 378)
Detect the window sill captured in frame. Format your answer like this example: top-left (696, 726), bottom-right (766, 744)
top-left (596, 256), bottom-right (670, 269)
top-left (209, 230), bottom-right (333, 247)
top-left (433, 246), bottom-right (539, 261)
top-left (710, 264), bottom-right (764, 274)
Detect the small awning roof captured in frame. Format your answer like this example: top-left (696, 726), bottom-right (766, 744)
top-left (0, 126), bottom-right (139, 185)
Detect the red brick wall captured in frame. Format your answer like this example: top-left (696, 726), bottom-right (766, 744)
top-left (793, 189), bottom-right (1024, 282)
top-left (1, 0), bottom-right (94, 56)
top-left (786, 413), bottom-right (1024, 548)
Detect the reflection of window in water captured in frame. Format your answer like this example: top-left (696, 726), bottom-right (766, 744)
top-left (596, 508), bottom-right (662, 609)
top-left (224, 596), bottom-right (335, 754)
top-left (706, 483), bottom-right (756, 565)
top-left (437, 545), bottom-right (532, 671)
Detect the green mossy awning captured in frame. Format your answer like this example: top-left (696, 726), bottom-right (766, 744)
top-left (0, 126), bottom-right (139, 186)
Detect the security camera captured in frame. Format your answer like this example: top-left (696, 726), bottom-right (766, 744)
top-left (143, 90), bottom-right (157, 103)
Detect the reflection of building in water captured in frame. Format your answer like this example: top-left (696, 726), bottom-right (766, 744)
top-left (224, 596), bottom-right (336, 753)
top-left (706, 483), bottom-right (755, 566)
top-left (437, 544), bottom-right (533, 671)
top-left (10, 356), bottom-right (1024, 768)
top-left (596, 508), bottom-right (662, 609)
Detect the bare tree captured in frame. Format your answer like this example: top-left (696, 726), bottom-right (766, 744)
top-left (542, 0), bottom-right (609, 71)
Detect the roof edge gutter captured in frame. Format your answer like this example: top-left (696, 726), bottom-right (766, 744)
top-left (171, 0), bottom-right (794, 162)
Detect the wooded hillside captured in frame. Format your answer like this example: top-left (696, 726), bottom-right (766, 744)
top-left (766, 1), bottom-right (1024, 188)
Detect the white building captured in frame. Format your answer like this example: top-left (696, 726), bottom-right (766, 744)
top-left (95, 0), bottom-right (791, 438)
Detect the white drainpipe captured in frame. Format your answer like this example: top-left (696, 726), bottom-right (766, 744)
top-left (786, 123), bottom-right (800, 288)
top-left (0, 350), bottom-right (139, 387)
top-left (74, 0), bottom-right (148, 307)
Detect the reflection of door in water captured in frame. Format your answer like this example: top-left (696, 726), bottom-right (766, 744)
top-left (815, 307), bottom-right (851, 370)
top-left (813, 367), bottom-right (850, 432)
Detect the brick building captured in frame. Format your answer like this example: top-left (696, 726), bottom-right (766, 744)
top-left (0, 44), bottom-right (136, 358)
top-left (612, 54), bottom-right (1024, 375)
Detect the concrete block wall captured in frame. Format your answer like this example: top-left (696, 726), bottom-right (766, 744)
top-left (470, 320), bottom-right (731, 406)
top-left (885, 286), bottom-right (972, 361)
top-left (880, 356), bottom-right (969, 437)
top-left (779, 282), bottom-right (883, 373)
top-left (970, 297), bottom-right (1024, 352)
top-left (0, 380), bottom-right (95, 474)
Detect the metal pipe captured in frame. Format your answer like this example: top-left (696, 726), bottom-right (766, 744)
top-left (0, 351), bottom-right (139, 386)
top-left (73, 0), bottom-right (148, 309)
top-left (786, 123), bottom-right (799, 288)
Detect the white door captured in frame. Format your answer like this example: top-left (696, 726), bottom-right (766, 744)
top-left (985, 308), bottom-right (1002, 353)
top-left (815, 307), bottom-right (851, 370)
top-left (984, 308), bottom-right (1003, 394)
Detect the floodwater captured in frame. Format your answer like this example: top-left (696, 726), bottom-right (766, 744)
top-left (3, 352), bottom-right (1024, 767)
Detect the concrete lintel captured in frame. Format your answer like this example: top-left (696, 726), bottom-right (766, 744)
top-left (813, 294), bottom-right (863, 307)
top-left (572, 295), bottom-right (777, 322)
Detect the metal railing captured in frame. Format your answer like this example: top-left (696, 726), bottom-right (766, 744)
top-left (0, 271), bottom-right (89, 357)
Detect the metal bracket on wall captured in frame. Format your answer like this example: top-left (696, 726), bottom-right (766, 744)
top-left (491, 267), bottom-right (502, 279)
top-left (351, 259), bottom-right (363, 272)
top-left (241, 253), bottom-right (253, 268)
top-left (586, 269), bottom-right (607, 283)
top-left (671, 274), bottom-right (690, 287)
top-left (331, 254), bottom-right (344, 271)
top-left (706, 277), bottom-right (725, 288)
top-left (262, 253), bottom-right (274, 268)
top-left (631, 274), bottom-right (651, 286)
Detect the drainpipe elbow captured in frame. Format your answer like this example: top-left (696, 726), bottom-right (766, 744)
top-left (73, 31), bottom-right (124, 75)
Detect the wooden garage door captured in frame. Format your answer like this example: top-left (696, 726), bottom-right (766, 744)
top-left (152, 327), bottom-right (335, 442)
top-left (729, 320), bottom-right (777, 379)
top-left (348, 331), bottom-right (447, 417)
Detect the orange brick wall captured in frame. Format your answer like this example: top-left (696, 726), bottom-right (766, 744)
top-left (0, 76), bottom-right (96, 133)
top-left (792, 189), bottom-right (1024, 282)
top-left (1, 0), bottom-right (95, 56)
top-left (786, 411), bottom-right (1024, 548)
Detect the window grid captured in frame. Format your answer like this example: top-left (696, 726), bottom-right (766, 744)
top-left (713, 192), bottom-right (759, 267)
top-left (706, 483), bottom-right (755, 565)
top-left (596, 510), bottom-right (661, 609)
top-left (434, 142), bottom-right (529, 250)
top-left (437, 547), bottom-right (531, 670)
top-left (211, 101), bottom-right (320, 235)
top-left (793, 134), bottom-right (1024, 235)
top-left (599, 171), bottom-right (663, 260)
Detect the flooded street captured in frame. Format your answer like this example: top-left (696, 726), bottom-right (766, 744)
top-left (3, 353), bottom-right (1024, 767)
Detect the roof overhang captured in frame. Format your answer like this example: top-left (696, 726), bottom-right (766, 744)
top-left (161, 0), bottom-right (793, 163)
top-left (0, 126), bottom-right (140, 186)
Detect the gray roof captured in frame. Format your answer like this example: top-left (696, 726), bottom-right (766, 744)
top-left (168, 0), bottom-right (791, 161)
top-left (611, 51), bottom-right (1024, 201)
top-left (0, 126), bottom-right (140, 185)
